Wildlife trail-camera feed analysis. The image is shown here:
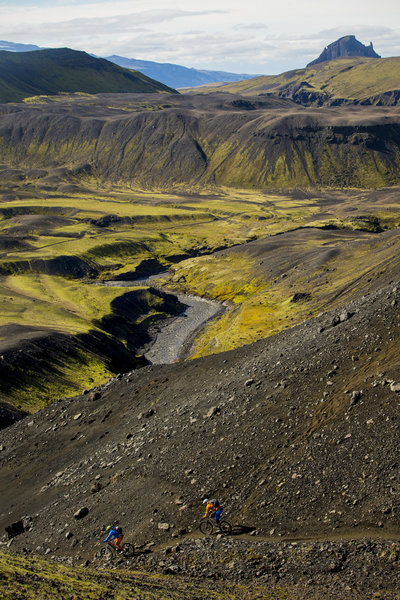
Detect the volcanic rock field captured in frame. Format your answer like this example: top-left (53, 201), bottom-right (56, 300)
top-left (0, 83), bottom-right (400, 599)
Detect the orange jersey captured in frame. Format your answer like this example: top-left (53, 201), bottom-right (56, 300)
top-left (203, 502), bottom-right (215, 518)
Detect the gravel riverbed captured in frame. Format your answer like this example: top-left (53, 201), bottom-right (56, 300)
top-left (96, 275), bottom-right (223, 364)
top-left (144, 292), bottom-right (222, 364)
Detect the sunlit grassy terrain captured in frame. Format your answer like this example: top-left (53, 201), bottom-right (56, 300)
top-left (162, 190), bottom-right (400, 356)
top-left (1, 177), bottom-right (400, 410)
top-left (191, 57), bottom-right (400, 103)
top-left (0, 552), bottom-right (286, 600)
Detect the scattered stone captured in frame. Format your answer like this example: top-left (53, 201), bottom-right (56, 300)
top-left (331, 315), bottom-right (340, 327)
top-left (340, 311), bottom-right (353, 322)
top-left (350, 390), bottom-right (363, 405)
top-left (5, 519), bottom-right (30, 539)
top-left (205, 406), bottom-right (220, 418)
top-left (90, 481), bottom-right (102, 494)
top-left (73, 413), bottom-right (82, 421)
top-left (88, 391), bottom-right (102, 401)
top-left (390, 382), bottom-right (400, 393)
top-left (73, 507), bottom-right (89, 520)
top-left (291, 292), bottom-right (311, 302)
top-left (158, 523), bottom-right (170, 531)
top-left (163, 565), bottom-right (179, 575)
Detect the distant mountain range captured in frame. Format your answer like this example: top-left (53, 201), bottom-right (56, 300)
top-left (0, 41), bottom-right (258, 89)
top-left (104, 55), bottom-right (258, 89)
top-left (0, 36), bottom-right (396, 105)
top-left (194, 47), bottom-right (399, 107)
top-left (0, 40), bottom-right (42, 52)
top-left (0, 48), bottom-right (174, 103)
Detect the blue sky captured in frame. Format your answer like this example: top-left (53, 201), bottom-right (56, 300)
top-left (0, 0), bottom-right (399, 74)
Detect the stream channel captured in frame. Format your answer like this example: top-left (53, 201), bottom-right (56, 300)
top-left (98, 273), bottom-right (224, 365)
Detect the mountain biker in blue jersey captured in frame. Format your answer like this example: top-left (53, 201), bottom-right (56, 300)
top-left (104, 524), bottom-right (124, 547)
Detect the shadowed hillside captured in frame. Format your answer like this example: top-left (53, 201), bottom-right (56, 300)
top-left (0, 48), bottom-right (175, 103)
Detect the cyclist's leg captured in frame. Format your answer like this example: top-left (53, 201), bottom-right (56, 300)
top-left (214, 507), bottom-right (223, 531)
top-left (214, 507), bottom-right (223, 522)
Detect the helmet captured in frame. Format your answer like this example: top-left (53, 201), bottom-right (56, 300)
top-left (106, 525), bottom-right (111, 532)
top-left (202, 498), bottom-right (209, 504)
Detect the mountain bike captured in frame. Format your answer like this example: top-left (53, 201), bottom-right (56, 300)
top-left (100, 541), bottom-right (135, 560)
top-left (199, 517), bottom-right (232, 535)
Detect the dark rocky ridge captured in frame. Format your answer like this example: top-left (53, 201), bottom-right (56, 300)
top-left (307, 35), bottom-right (380, 67)
top-left (0, 94), bottom-right (399, 188)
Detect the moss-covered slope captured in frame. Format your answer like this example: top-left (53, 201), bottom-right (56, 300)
top-left (0, 94), bottom-right (399, 189)
top-left (0, 48), bottom-right (175, 102)
top-left (196, 57), bottom-right (400, 106)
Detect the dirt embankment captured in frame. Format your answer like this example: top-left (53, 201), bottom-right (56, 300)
top-left (0, 287), bottom-right (186, 422)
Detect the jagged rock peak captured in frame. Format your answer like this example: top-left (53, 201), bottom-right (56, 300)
top-left (307, 35), bottom-right (381, 66)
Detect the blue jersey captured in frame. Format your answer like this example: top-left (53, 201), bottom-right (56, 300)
top-left (104, 527), bottom-right (119, 542)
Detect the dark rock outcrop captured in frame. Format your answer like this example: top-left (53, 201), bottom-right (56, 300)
top-left (308, 35), bottom-right (380, 66)
top-left (0, 401), bottom-right (26, 430)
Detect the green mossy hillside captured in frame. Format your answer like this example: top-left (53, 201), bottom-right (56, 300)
top-left (165, 225), bottom-right (400, 357)
top-left (196, 57), bottom-right (400, 106)
top-left (0, 48), bottom-right (175, 103)
top-left (1, 95), bottom-right (400, 190)
top-left (0, 276), bottom-right (184, 412)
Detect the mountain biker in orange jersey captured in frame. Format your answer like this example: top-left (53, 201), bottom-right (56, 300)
top-left (203, 498), bottom-right (224, 531)
top-left (104, 525), bottom-right (124, 547)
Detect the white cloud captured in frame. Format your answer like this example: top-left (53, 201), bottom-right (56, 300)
top-left (0, 0), bottom-right (399, 72)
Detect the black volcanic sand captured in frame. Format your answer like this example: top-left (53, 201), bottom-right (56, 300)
top-left (1, 273), bottom-right (400, 597)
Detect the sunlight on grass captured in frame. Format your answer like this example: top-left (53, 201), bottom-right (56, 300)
top-left (0, 274), bottom-right (143, 334)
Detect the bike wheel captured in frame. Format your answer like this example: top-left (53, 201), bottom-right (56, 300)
top-left (101, 545), bottom-right (114, 561)
top-left (199, 519), bottom-right (213, 535)
top-left (219, 520), bottom-right (232, 535)
top-left (122, 543), bottom-right (135, 557)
